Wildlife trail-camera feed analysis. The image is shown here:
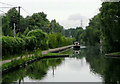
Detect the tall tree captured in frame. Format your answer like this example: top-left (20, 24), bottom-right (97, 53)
top-left (99, 2), bottom-right (120, 52)
top-left (2, 8), bottom-right (19, 36)
top-left (27, 12), bottom-right (50, 33)
top-left (84, 14), bottom-right (101, 46)
top-left (50, 20), bottom-right (63, 33)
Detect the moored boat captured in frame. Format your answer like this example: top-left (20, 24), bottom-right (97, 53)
top-left (73, 42), bottom-right (80, 50)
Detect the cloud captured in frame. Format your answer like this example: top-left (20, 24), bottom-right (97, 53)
top-left (68, 14), bottom-right (87, 21)
top-left (60, 14), bottom-right (89, 29)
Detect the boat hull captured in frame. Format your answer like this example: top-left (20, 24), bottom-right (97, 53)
top-left (73, 46), bottom-right (80, 50)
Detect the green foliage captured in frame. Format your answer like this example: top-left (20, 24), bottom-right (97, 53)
top-left (84, 46), bottom-right (120, 83)
top-left (48, 33), bottom-right (74, 49)
top-left (2, 36), bottom-right (25, 56)
top-left (23, 27), bottom-right (30, 36)
top-left (26, 12), bottom-right (50, 33)
top-left (27, 29), bottom-right (48, 50)
top-left (84, 15), bottom-right (101, 46)
top-left (2, 50), bottom-right (62, 71)
top-left (107, 52), bottom-right (120, 55)
top-left (2, 29), bottom-right (74, 56)
top-left (50, 20), bottom-right (63, 33)
top-left (43, 52), bottom-right (63, 56)
top-left (2, 8), bottom-right (19, 36)
top-left (65, 14), bottom-right (101, 46)
top-left (48, 33), bottom-right (57, 48)
top-left (60, 49), bottom-right (73, 55)
top-left (1, 8), bottom-right (75, 57)
top-left (65, 27), bottom-right (84, 45)
top-left (20, 16), bottom-right (29, 33)
top-left (2, 8), bottom-right (64, 37)
top-left (22, 36), bottom-right (37, 51)
top-left (2, 49), bottom-right (43, 70)
top-left (99, 2), bottom-right (120, 53)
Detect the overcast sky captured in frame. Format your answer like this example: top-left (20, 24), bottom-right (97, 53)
top-left (0, 0), bottom-right (102, 29)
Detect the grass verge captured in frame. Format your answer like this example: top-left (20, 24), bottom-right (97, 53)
top-left (109, 52), bottom-right (120, 55)
top-left (2, 51), bottom-right (65, 70)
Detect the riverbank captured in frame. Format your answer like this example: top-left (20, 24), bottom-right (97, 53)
top-left (2, 53), bottom-right (69, 73)
top-left (2, 45), bottom-right (73, 64)
top-left (105, 52), bottom-right (120, 57)
top-left (2, 45), bottom-right (73, 73)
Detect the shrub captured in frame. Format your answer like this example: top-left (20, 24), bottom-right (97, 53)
top-left (2, 36), bottom-right (25, 56)
top-left (48, 33), bottom-right (74, 49)
top-left (27, 29), bottom-right (48, 50)
top-left (48, 33), bottom-right (57, 48)
top-left (22, 36), bottom-right (37, 51)
top-left (2, 30), bottom-right (74, 56)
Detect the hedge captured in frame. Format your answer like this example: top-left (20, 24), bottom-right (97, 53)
top-left (2, 29), bottom-right (75, 56)
top-left (2, 36), bottom-right (25, 56)
top-left (22, 36), bottom-right (37, 51)
top-left (27, 29), bottom-right (49, 50)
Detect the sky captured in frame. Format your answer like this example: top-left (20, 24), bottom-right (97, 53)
top-left (0, 0), bottom-right (102, 29)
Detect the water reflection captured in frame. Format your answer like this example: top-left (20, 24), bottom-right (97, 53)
top-left (83, 46), bottom-right (120, 83)
top-left (2, 58), bottom-right (64, 83)
top-left (73, 50), bottom-right (80, 54)
top-left (2, 46), bottom-right (120, 83)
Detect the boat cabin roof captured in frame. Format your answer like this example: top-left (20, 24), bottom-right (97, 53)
top-left (74, 42), bottom-right (79, 43)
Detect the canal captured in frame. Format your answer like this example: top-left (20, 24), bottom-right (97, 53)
top-left (2, 46), bottom-right (120, 83)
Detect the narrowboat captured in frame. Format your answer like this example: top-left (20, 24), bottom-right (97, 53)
top-left (73, 42), bottom-right (80, 50)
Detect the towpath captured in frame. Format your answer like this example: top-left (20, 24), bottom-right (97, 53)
top-left (2, 45), bottom-right (73, 64)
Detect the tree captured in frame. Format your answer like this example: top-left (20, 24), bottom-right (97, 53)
top-left (27, 12), bottom-right (50, 33)
top-left (99, 2), bottom-right (120, 52)
top-left (2, 8), bottom-right (25, 36)
top-left (65, 27), bottom-right (84, 44)
top-left (50, 20), bottom-right (63, 33)
top-left (84, 14), bottom-right (101, 46)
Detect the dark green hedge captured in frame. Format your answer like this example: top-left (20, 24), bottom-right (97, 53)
top-left (27, 29), bottom-right (49, 50)
top-left (2, 36), bottom-right (25, 56)
top-left (22, 36), bottom-right (37, 51)
top-left (2, 29), bottom-right (74, 56)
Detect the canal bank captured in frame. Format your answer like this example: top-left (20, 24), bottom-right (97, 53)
top-left (2, 45), bottom-right (73, 73)
top-left (2, 45), bottom-right (73, 64)
top-left (2, 54), bottom-right (69, 73)
top-left (105, 52), bottom-right (120, 58)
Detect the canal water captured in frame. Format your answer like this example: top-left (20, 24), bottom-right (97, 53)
top-left (2, 46), bottom-right (120, 83)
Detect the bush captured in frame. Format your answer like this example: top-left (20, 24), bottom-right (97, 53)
top-left (27, 29), bottom-right (48, 50)
top-left (48, 33), bottom-right (74, 49)
top-left (48, 33), bottom-right (57, 48)
top-left (2, 30), bottom-right (74, 56)
top-left (2, 36), bottom-right (25, 56)
top-left (22, 36), bottom-right (37, 51)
